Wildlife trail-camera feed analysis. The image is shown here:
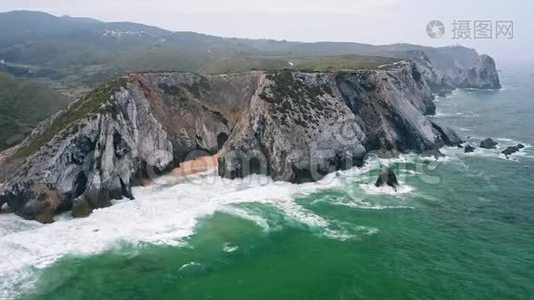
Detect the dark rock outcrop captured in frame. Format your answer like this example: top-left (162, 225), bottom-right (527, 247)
top-left (375, 167), bottom-right (399, 191)
top-left (464, 145), bottom-right (476, 153)
top-left (502, 144), bottom-right (525, 158)
top-left (480, 138), bottom-right (498, 149)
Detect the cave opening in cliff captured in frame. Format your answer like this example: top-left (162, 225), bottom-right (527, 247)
top-left (248, 157), bottom-right (262, 175)
top-left (217, 133), bottom-right (229, 150)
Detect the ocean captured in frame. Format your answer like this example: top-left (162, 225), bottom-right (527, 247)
top-left (1, 61), bottom-right (533, 299)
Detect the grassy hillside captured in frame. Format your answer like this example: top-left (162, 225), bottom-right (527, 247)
top-left (0, 74), bottom-right (71, 150)
top-left (205, 55), bottom-right (401, 74)
top-left (293, 55), bottom-right (399, 71)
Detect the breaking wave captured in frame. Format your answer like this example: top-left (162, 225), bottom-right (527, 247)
top-left (0, 164), bottom-right (386, 299)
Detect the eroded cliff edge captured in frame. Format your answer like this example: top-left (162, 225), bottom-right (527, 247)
top-left (0, 60), bottom-right (482, 222)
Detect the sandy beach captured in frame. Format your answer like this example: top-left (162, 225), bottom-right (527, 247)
top-left (171, 155), bottom-right (219, 178)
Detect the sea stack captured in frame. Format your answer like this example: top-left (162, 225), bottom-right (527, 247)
top-left (375, 167), bottom-right (400, 191)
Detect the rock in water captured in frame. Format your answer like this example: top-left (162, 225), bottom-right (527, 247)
top-left (375, 167), bottom-right (399, 191)
top-left (480, 138), bottom-right (498, 149)
top-left (502, 144), bottom-right (525, 158)
top-left (72, 197), bottom-right (92, 218)
top-left (464, 145), bottom-right (475, 153)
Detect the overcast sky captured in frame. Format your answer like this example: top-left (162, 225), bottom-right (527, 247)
top-left (1, 0), bottom-right (532, 61)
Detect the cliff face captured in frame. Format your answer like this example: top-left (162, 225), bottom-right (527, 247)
top-left (218, 62), bottom-right (459, 182)
top-left (402, 48), bottom-right (501, 95)
top-left (0, 62), bottom-right (461, 222)
top-left (0, 72), bottom-right (258, 222)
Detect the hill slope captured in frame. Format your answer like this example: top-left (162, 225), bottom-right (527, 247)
top-left (0, 75), bottom-right (70, 149)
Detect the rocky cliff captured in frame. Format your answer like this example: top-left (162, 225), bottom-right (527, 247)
top-left (217, 62), bottom-right (459, 182)
top-left (401, 47), bottom-right (501, 95)
top-left (0, 72), bottom-right (259, 222)
top-left (0, 62), bottom-right (463, 222)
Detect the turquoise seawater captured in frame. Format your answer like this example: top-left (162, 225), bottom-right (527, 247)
top-left (1, 61), bottom-right (533, 299)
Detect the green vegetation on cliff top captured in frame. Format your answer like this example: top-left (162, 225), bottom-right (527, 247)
top-left (260, 70), bottom-right (335, 127)
top-left (14, 77), bottom-right (128, 158)
top-left (0, 74), bottom-right (70, 150)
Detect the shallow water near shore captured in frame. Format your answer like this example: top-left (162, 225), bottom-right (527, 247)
top-left (1, 62), bottom-right (534, 299)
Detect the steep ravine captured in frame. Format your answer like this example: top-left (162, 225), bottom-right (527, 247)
top-left (0, 60), bottom-right (495, 222)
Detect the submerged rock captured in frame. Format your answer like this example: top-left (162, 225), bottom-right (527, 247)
top-left (502, 144), bottom-right (525, 158)
top-left (464, 145), bottom-right (475, 153)
top-left (480, 138), bottom-right (498, 149)
top-left (375, 167), bottom-right (399, 191)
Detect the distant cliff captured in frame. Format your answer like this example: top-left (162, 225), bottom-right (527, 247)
top-left (0, 62), bottom-right (468, 222)
top-left (401, 47), bottom-right (501, 95)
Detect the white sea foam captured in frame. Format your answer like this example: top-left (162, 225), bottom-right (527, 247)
top-left (433, 112), bottom-right (464, 117)
top-left (458, 127), bottom-right (473, 132)
top-left (0, 167), bottom-right (383, 299)
top-left (332, 201), bottom-right (414, 210)
top-left (223, 243), bottom-right (239, 253)
top-left (433, 111), bottom-right (480, 119)
top-left (359, 183), bottom-right (415, 195)
top-left (0, 149), bottom-right (470, 298)
top-left (178, 261), bottom-right (202, 272)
